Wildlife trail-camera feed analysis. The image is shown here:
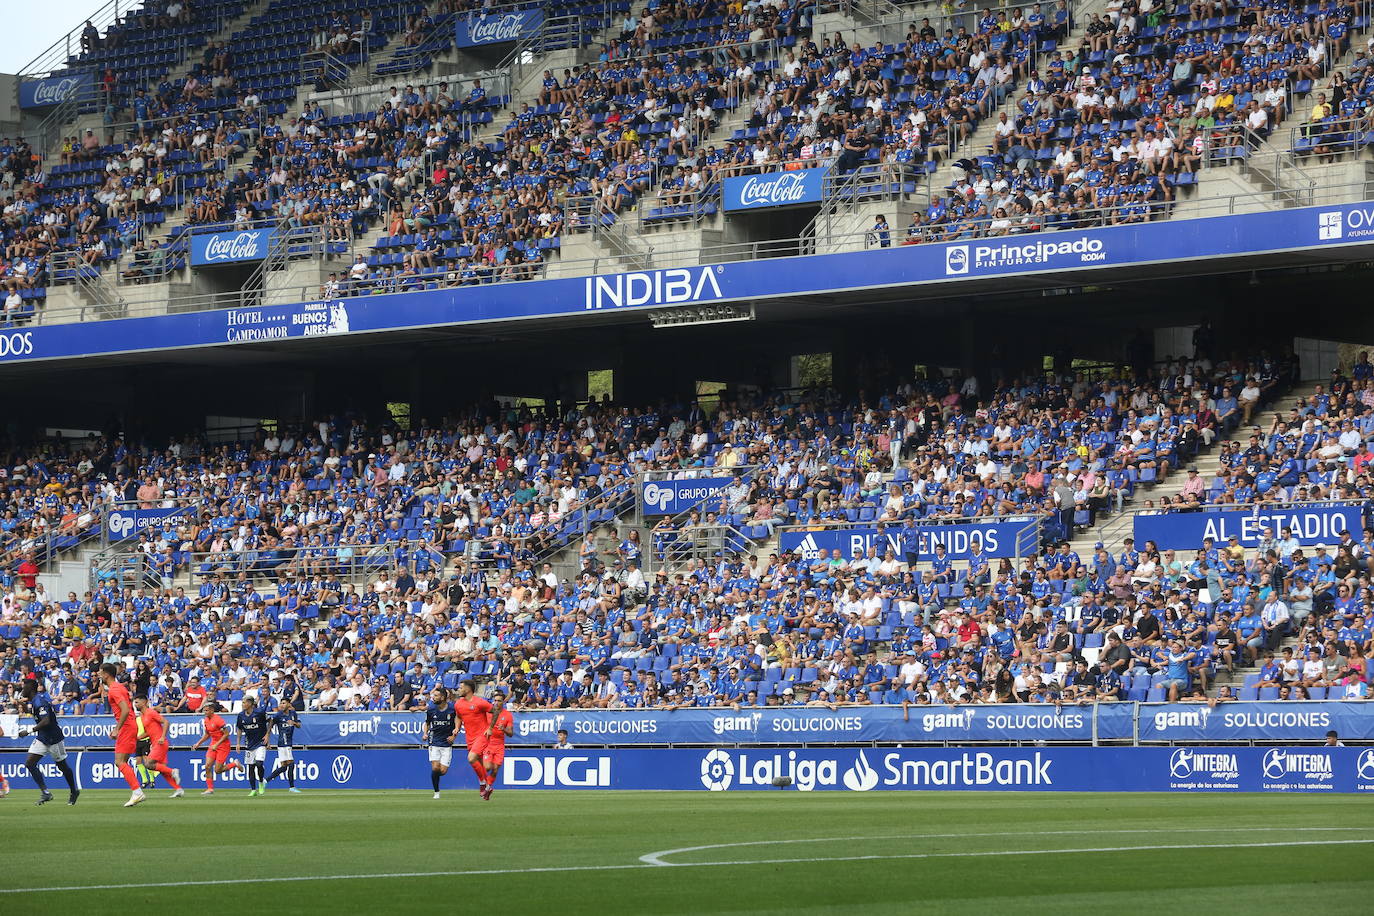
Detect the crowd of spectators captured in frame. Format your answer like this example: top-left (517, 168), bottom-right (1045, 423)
top-left (5, 0), bottom-right (1373, 316)
top-left (750, 0), bottom-right (1372, 241)
top-left (13, 353), bottom-right (1370, 718)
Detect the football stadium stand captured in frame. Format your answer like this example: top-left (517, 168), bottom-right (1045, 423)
top-left (3, 0), bottom-right (1374, 726)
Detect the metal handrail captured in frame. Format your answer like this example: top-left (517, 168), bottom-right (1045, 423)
top-left (300, 50), bottom-right (364, 91)
top-left (369, 8), bottom-right (457, 79)
top-left (496, 14), bottom-right (589, 101)
top-left (650, 521), bottom-right (756, 573)
top-left (20, 0), bottom-right (253, 78)
top-left (1288, 113), bottom-right (1374, 158)
top-left (18, 0), bottom-right (128, 77)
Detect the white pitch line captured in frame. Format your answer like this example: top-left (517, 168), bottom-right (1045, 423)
top-left (0, 866), bottom-right (652, 895)
top-left (658, 838), bottom-right (1374, 869)
top-left (637, 825), bottom-right (1371, 866)
top-left (2, 833), bottom-right (1371, 895)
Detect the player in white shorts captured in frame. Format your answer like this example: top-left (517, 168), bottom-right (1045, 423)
top-left (425, 687), bottom-right (457, 798)
top-left (17, 679), bottom-right (80, 805)
top-left (266, 699), bottom-right (303, 793)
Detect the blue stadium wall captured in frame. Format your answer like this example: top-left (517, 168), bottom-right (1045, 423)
top-left (5, 746), bottom-right (1373, 792)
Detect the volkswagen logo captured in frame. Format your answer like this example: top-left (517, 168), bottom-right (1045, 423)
top-left (331, 754), bottom-right (353, 784)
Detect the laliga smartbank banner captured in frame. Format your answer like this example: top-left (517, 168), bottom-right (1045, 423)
top-left (6, 747), bottom-right (1374, 791)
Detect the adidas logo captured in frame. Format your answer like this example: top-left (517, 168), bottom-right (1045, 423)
top-left (796, 535), bottom-right (821, 559)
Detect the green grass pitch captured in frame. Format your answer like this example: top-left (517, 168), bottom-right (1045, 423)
top-left (3, 790), bottom-right (1371, 913)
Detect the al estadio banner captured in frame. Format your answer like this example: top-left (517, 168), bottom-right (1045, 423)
top-left (1133, 504), bottom-right (1367, 551)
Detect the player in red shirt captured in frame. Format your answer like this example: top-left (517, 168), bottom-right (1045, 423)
top-left (453, 679), bottom-right (493, 795)
top-left (479, 689), bottom-right (514, 801)
top-left (190, 702), bottom-right (242, 795)
top-left (135, 696), bottom-right (183, 798)
top-left (98, 663), bottom-right (145, 807)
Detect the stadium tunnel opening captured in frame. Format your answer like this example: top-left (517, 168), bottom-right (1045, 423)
top-left (720, 202), bottom-right (822, 261)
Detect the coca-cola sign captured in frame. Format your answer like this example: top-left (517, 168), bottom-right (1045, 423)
top-left (19, 72), bottom-right (94, 109)
top-left (724, 167), bottom-right (829, 212)
top-left (191, 228), bottom-right (275, 266)
top-left (456, 9), bottom-right (543, 47)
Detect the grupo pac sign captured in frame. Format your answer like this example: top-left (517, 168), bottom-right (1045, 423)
top-left (8, 746), bottom-right (1374, 792)
top-left (724, 167), bottom-right (828, 211)
top-left (455, 9), bottom-right (543, 47)
top-left (1133, 504), bottom-right (1366, 551)
top-left (190, 228), bottom-right (274, 266)
top-left (641, 477), bottom-right (734, 515)
top-left (106, 507), bottom-right (185, 541)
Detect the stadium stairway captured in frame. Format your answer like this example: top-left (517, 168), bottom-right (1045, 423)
top-left (922, 0), bottom-right (1107, 195)
top-left (39, 0), bottom-right (279, 318)
top-left (49, 539), bottom-right (114, 600)
top-left (57, 0), bottom-right (272, 144)
top-left (1200, 20), bottom-right (1374, 206)
top-left (1061, 382), bottom-right (1312, 565)
top-left (343, 20), bottom-right (632, 277)
top-left (1164, 163), bottom-right (1285, 220)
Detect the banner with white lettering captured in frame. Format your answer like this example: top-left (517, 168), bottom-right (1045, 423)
top-left (190, 228), bottom-right (275, 266)
top-left (455, 10), bottom-right (544, 47)
top-left (5, 745), bottom-right (1373, 791)
top-left (0, 705), bottom-right (1123, 750)
top-left (641, 477), bottom-right (735, 515)
top-left (1133, 505), bottom-right (1367, 551)
top-left (724, 167), bottom-right (828, 212)
top-left (1137, 701), bottom-right (1374, 742)
top-left (8, 203), bottom-right (1374, 366)
top-left (780, 516), bottom-right (1038, 562)
top-left (19, 72), bottom-right (94, 108)
top-left (21, 703), bottom-right (1374, 750)
top-left (106, 507), bottom-right (185, 542)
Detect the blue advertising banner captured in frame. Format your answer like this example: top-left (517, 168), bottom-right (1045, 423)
top-left (641, 477), bottom-right (735, 515)
top-left (780, 517), bottom-right (1036, 562)
top-left (1133, 504), bottom-right (1366, 551)
top-left (1136, 702), bottom-right (1374, 742)
top-left (18, 71), bottom-right (94, 108)
top-left (6, 745), bottom-right (1374, 792)
top-left (8, 202), bottom-right (1374, 365)
top-left (723, 168), bottom-right (828, 211)
top-left (15, 703), bottom-right (1374, 751)
top-left (0, 704), bottom-right (1125, 750)
top-left (190, 228), bottom-right (275, 266)
top-left (106, 506), bottom-right (185, 541)
top-left (455, 10), bottom-right (544, 47)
